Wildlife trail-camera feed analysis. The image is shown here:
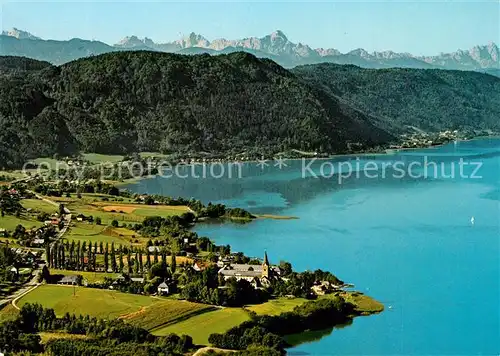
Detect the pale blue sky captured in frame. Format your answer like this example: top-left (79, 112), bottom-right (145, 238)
top-left (0, 0), bottom-right (498, 55)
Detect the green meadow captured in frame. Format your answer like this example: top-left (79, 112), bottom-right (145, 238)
top-left (18, 285), bottom-right (160, 319)
top-left (152, 308), bottom-right (251, 345)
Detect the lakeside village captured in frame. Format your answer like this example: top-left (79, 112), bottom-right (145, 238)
top-left (0, 177), bottom-right (383, 355)
top-left (0, 128), bottom-right (487, 186)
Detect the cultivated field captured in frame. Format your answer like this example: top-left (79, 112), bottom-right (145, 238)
top-left (17, 284), bottom-right (220, 342)
top-left (152, 308), bottom-right (251, 345)
top-left (122, 299), bottom-right (215, 330)
top-left (50, 194), bottom-right (190, 227)
top-left (65, 223), bottom-right (143, 246)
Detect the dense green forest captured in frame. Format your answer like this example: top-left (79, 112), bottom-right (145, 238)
top-left (292, 63), bottom-right (500, 133)
top-left (0, 52), bottom-right (499, 168)
top-left (0, 52), bottom-right (391, 168)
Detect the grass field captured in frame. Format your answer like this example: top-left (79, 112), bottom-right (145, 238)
top-left (21, 199), bottom-right (58, 214)
top-left (139, 152), bottom-right (169, 159)
top-left (0, 303), bottom-right (20, 322)
top-left (152, 308), bottom-right (251, 345)
top-left (122, 299), bottom-right (215, 330)
top-left (94, 202), bottom-right (190, 217)
top-left (50, 269), bottom-right (120, 284)
top-left (0, 214), bottom-right (44, 231)
top-left (246, 297), bottom-right (308, 316)
top-left (0, 170), bottom-right (28, 179)
top-left (39, 331), bottom-right (89, 344)
top-left (55, 197), bottom-right (189, 227)
top-left (335, 291), bottom-right (385, 314)
top-left (81, 153), bottom-right (125, 164)
top-left (18, 285), bottom-right (161, 319)
top-left (66, 223), bottom-right (139, 246)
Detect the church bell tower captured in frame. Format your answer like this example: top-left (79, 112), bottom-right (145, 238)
top-left (262, 251), bottom-right (270, 278)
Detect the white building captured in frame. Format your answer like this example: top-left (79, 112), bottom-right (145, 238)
top-left (157, 282), bottom-right (170, 295)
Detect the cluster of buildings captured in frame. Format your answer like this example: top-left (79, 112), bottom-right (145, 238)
top-left (218, 252), bottom-right (282, 288)
top-left (395, 130), bottom-right (468, 149)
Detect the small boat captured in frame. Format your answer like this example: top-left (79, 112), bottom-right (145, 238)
top-left (470, 216), bottom-right (475, 225)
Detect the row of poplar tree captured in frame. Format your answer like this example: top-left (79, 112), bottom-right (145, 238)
top-left (45, 241), bottom-right (177, 274)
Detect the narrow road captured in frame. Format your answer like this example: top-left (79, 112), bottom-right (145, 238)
top-left (0, 272), bottom-right (40, 309)
top-left (31, 192), bottom-right (72, 245)
top-left (0, 192), bottom-right (72, 307)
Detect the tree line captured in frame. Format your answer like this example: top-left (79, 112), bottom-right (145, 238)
top-left (208, 297), bottom-right (355, 353)
top-left (0, 303), bottom-right (194, 355)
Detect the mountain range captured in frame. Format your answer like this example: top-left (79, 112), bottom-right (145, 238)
top-left (0, 28), bottom-right (498, 72)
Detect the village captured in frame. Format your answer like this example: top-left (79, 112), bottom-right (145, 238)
top-left (0, 177), bottom-right (366, 330)
top-left (0, 155), bottom-right (384, 356)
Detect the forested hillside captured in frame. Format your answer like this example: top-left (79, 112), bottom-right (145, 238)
top-left (0, 52), bottom-right (391, 168)
top-left (1, 52), bottom-right (499, 169)
top-left (292, 63), bottom-right (500, 133)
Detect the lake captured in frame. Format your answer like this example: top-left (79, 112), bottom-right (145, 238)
top-left (129, 138), bottom-right (500, 355)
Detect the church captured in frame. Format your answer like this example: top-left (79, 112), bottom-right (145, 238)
top-left (218, 252), bottom-right (280, 287)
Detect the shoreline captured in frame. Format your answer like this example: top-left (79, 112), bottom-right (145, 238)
top-left (5, 135), bottom-right (497, 188)
top-left (121, 135), bottom-right (498, 186)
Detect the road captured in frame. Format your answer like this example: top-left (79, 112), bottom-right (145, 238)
top-left (0, 271), bottom-right (40, 310)
top-left (31, 192), bottom-right (72, 241)
top-left (0, 191), bottom-right (72, 309)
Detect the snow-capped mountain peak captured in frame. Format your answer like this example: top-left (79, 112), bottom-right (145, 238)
top-left (1, 27), bottom-right (40, 40)
top-left (175, 32), bottom-right (210, 48)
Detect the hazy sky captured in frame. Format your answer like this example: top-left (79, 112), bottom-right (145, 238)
top-left (0, 0), bottom-right (498, 55)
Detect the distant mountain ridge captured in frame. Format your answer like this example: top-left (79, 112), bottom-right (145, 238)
top-left (1, 27), bottom-right (40, 40)
top-left (0, 28), bottom-right (498, 73)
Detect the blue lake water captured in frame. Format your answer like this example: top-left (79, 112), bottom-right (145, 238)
top-left (130, 139), bottom-right (500, 355)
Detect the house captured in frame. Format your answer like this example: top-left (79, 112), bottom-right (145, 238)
top-left (147, 246), bottom-right (160, 253)
top-left (58, 275), bottom-right (81, 285)
top-left (192, 262), bottom-right (207, 272)
top-left (311, 281), bottom-right (341, 296)
top-left (32, 238), bottom-right (45, 246)
top-left (157, 282), bottom-right (170, 295)
top-left (76, 214), bottom-right (85, 222)
top-left (131, 277), bottom-right (145, 284)
top-left (45, 218), bottom-right (61, 226)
